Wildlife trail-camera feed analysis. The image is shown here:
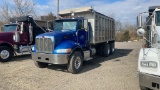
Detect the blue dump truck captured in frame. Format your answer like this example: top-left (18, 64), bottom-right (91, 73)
top-left (32, 7), bottom-right (115, 74)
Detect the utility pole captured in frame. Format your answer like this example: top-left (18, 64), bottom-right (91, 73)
top-left (57, 0), bottom-right (59, 18)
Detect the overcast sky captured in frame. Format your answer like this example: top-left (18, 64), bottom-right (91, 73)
top-left (35, 0), bottom-right (160, 24)
top-left (1, 0), bottom-right (159, 24)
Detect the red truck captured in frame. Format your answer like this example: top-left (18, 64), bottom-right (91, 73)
top-left (0, 16), bottom-right (53, 62)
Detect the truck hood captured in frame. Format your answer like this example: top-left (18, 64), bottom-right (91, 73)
top-left (37, 30), bottom-right (76, 38)
top-left (37, 30), bottom-right (77, 47)
top-left (0, 32), bottom-right (14, 42)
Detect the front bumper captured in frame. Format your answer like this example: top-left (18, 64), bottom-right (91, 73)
top-left (32, 52), bottom-right (69, 64)
top-left (139, 72), bottom-right (160, 90)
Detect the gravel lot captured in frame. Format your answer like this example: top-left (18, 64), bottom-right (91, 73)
top-left (0, 42), bottom-right (142, 90)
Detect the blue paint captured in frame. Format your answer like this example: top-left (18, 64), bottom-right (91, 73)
top-left (32, 45), bottom-right (36, 52)
top-left (34, 18), bottom-right (89, 54)
top-left (77, 29), bottom-right (88, 48)
top-left (53, 40), bottom-right (80, 54)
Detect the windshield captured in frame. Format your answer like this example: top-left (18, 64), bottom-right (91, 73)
top-left (54, 21), bottom-right (77, 30)
top-left (4, 25), bottom-right (17, 32)
top-left (156, 11), bottom-right (160, 26)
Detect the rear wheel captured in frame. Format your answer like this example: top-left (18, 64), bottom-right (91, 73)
top-left (100, 44), bottom-right (104, 56)
top-left (0, 46), bottom-right (13, 62)
top-left (96, 47), bottom-right (99, 55)
top-left (96, 45), bottom-right (100, 55)
top-left (68, 51), bottom-right (83, 74)
top-left (110, 42), bottom-right (115, 54)
top-left (34, 61), bottom-right (48, 68)
top-left (103, 43), bottom-right (110, 57)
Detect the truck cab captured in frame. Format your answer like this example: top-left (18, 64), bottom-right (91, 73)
top-left (137, 6), bottom-right (160, 90)
top-left (2, 23), bottom-right (20, 44)
top-left (3, 23), bottom-right (30, 45)
top-left (0, 16), bottom-right (53, 62)
top-left (32, 17), bottom-right (89, 73)
top-left (53, 18), bottom-right (88, 47)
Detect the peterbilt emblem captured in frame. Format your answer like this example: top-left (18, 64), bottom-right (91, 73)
top-left (64, 35), bottom-right (70, 39)
top-left (80, 35), bottom-right (85, 40)
top-left (42, 36), bottom-right (45, 38)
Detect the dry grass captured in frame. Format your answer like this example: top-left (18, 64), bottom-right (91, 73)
top-left (116, 30), bottom-right (141, 42)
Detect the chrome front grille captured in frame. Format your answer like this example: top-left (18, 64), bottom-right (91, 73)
top-left (36, 38), bottom-right (53, 53)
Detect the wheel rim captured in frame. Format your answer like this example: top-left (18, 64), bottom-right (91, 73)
top-left (0, 50), bottom-right (10, 59)
top-left (74, 56), bottom-right (81, 69)
top-left (108, 49), bottom-right (110, 54)
top-left (112, 48), bottom-right (115, 52)
top-left (108, 46), bottom-right (110, 54)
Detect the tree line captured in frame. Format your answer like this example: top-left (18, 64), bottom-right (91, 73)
top-left (115, 20), bottom-right (140, 42)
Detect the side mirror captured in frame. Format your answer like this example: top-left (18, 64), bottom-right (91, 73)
top-left (84, 20), bottom-right (88, 30)
top-left (47, 21), bottom-right (51, 30)
top-left (137, 15), bottom-right (142, 28)
top-left (20, 22), bottom-right (24, 34)
top-left (137, 28), bottom-right (145, 36)
top-left (13, 31), bottom-right (20, 42)
top-left (29, 24), bottom-right (33, 42)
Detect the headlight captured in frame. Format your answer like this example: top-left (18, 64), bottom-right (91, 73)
top-left (32, 46), bottom-right (35, 51)
top-left (56, 49), bottom-right (71, 53)
top-left (141, 61), bottom-right (157, 68)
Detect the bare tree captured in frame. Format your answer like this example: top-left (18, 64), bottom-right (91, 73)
top-left (41, 12), bottom-right (56, 21)
top-left (0, 0), bottom-right (36, 23)
top-left (0, 0), bottom-right (10, 22)
top-left (115, 20), bottom-right (122, 31)
top-left (115, 20), bottom-right (139, 42)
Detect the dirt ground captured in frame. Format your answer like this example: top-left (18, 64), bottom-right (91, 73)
top-left (0, 42), bottom-right (142, 90)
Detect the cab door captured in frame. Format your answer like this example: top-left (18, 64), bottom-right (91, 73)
top-left (77, 20), bottom-right (88, 47)
top-left (19, 23), bottom-right (30, 44)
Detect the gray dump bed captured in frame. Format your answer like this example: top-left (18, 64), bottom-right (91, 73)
top-left (10, 16), bottom-right (53, 30)
top-left (59, 6), bottom-right (115, 44)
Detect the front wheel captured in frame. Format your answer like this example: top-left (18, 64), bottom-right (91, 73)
top-left (34, 61), bottom-right (48, 68)
top-left (68, 51), bottom-right (83, 74)
top-left (0, 46), bottom-right (13, 62)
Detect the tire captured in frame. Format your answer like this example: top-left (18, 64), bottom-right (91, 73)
top-left (110, 42), bottom-right (115, 54)
top-left (96, 45), bottom-right (100, 55)
top-left (68, 51), bottom-right (83, 74)
top-left (100, 44), bottom-right (104, 56)
top-left (0, 46), bottom-right (13, 62)
top-left (103, 43), bottom-right (110, 57)
top-left (34, 61), bottom-right (48, 68)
